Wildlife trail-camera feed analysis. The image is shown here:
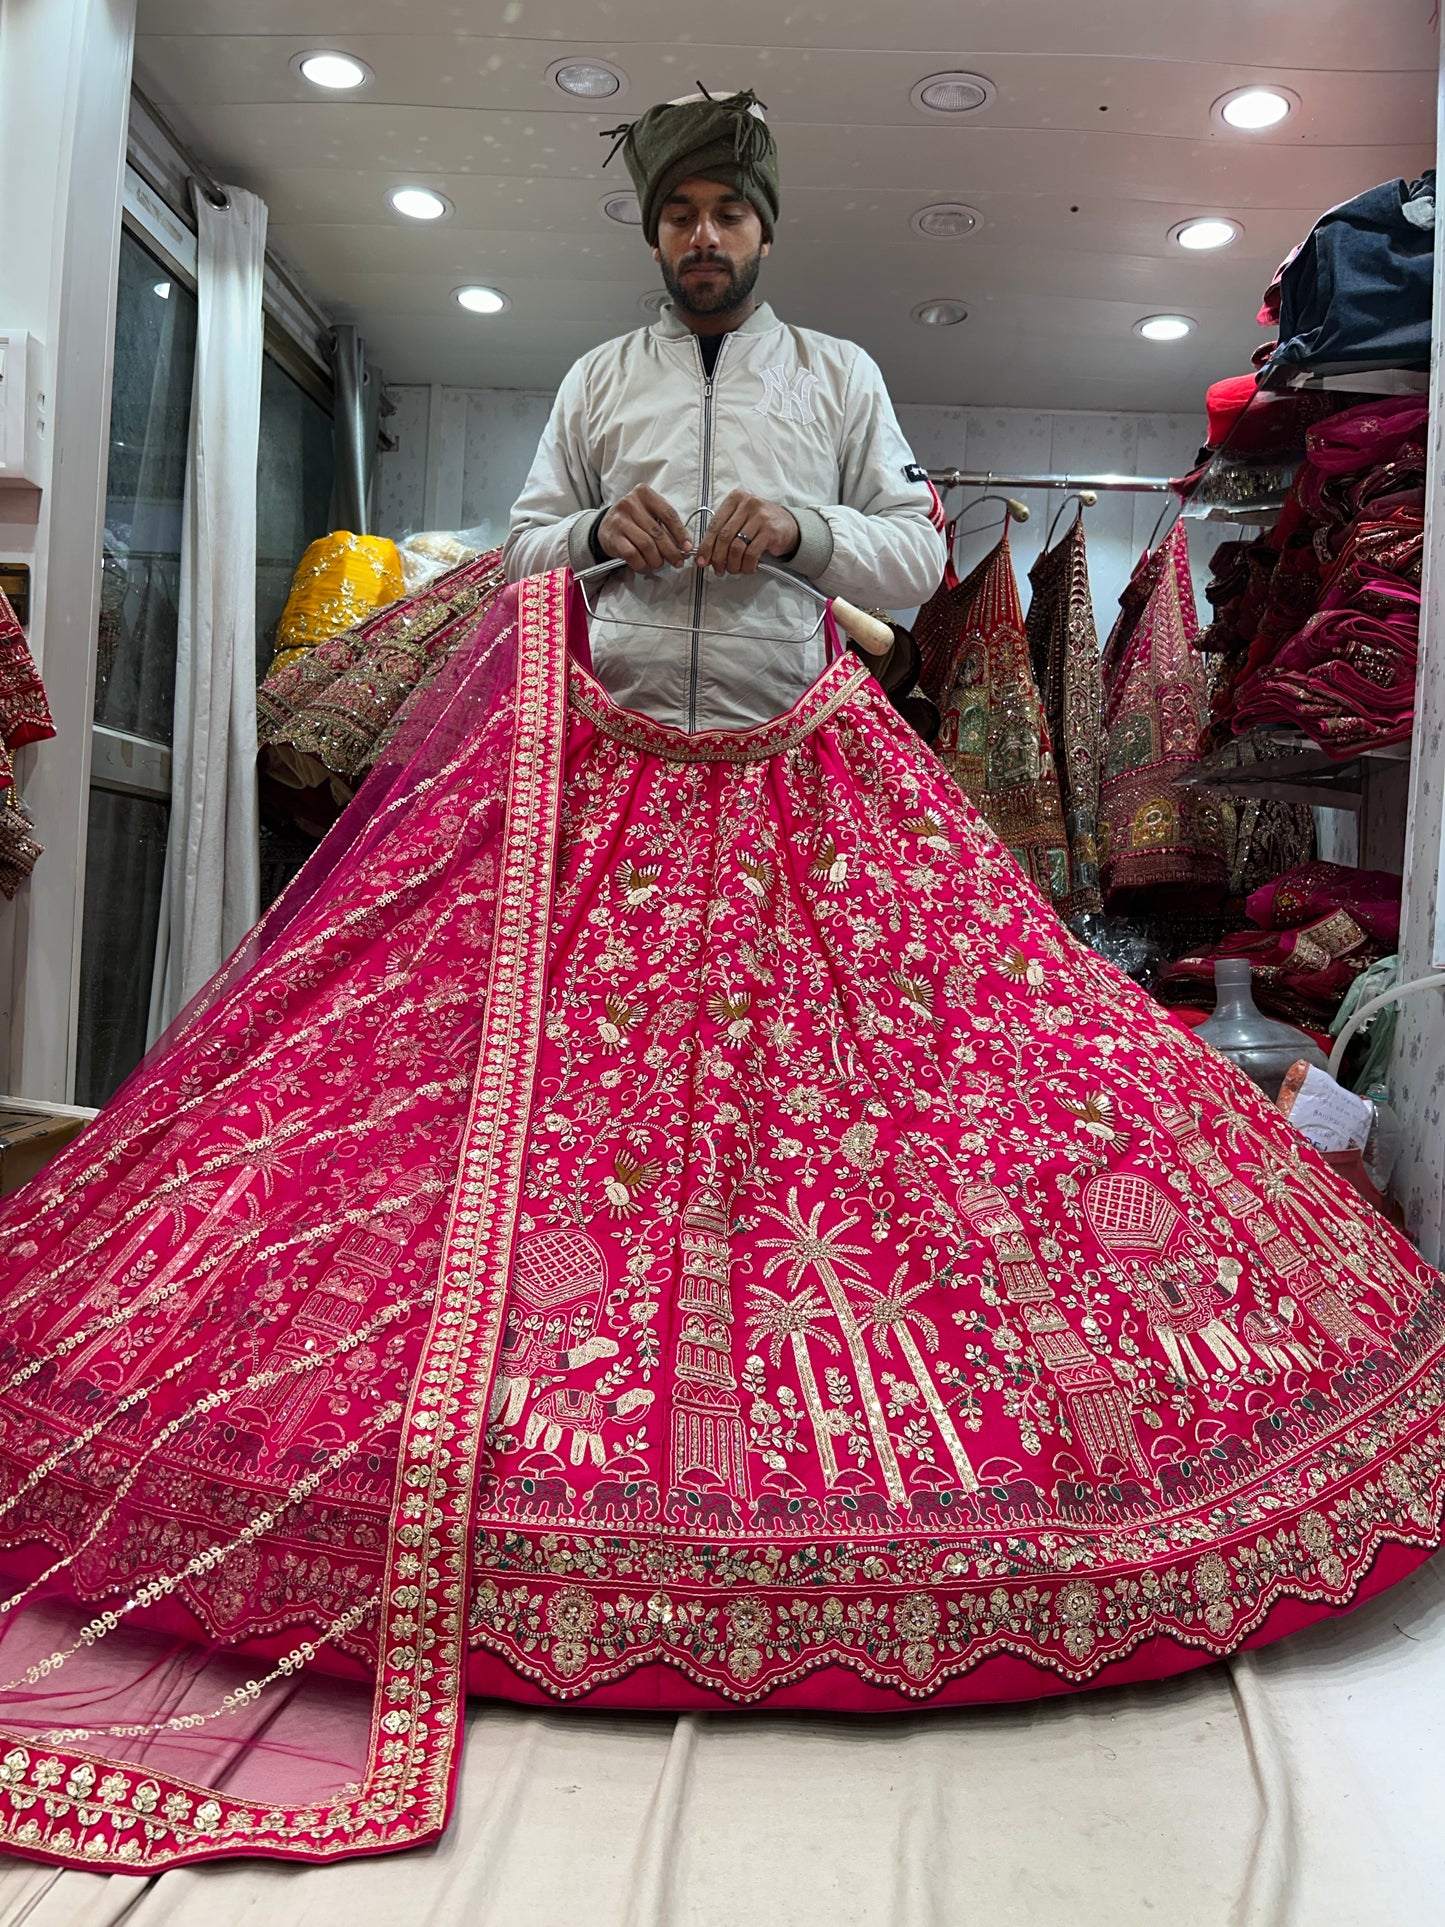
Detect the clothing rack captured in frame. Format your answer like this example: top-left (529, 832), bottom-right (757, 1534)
top-left (928, 469), bottom-right (1176, 494)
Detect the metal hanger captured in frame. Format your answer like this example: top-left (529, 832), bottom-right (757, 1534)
top-left (1146, 495), bottom-right (1182, 550)
top-left (943, 490), bottom-right (1030, 579)
top-left (1043, 489), bottom-right (1098, 548)
top-left (574, 506), bottom-right (892, 656)
top-left (949, 490), bottom-right (1032, 538)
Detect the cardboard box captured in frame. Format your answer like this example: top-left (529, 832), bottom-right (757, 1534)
top-left (0, 1100), bottom-right (96, 1196)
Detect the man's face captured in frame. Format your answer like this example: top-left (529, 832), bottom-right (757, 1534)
top-left (653, 177), bottom-right (769, 317)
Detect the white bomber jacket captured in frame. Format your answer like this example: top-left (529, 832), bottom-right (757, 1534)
top-left (504, 301), bottom-right (946, 732)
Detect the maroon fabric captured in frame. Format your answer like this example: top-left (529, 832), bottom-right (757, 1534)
top-left (0, 589), bottom-right (54, 750)
top-left (1257, 244), bottom-right (1303, 327)
top-left (1155, 859), bottom-right (1399, 1028)
top-left (1154, 923), bottom-right (1380, 1029)
top-left (1246, 860), bottom-right (1402, 946)
top-left (1302, 394), bottom-right (1430, 478)
top-left (1230, 581), bottom-right (1418, 757)
top-left (1215, 396), bottom-right (1427, 756)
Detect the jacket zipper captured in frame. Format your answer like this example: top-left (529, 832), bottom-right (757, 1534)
top-left (688, 332), bottom-right (729, 732)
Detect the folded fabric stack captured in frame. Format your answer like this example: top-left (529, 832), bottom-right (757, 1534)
top-left (1201, 396), bottom-right (1426, 759)
top-left (257, 548), bottom-right (506, 802)
top-left (1153, 860), bottom-right (1401, 1028)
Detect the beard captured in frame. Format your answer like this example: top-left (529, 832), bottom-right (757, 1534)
top-left (660, 245), bottom-right (763, 317)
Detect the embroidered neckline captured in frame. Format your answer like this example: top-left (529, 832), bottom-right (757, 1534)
top-left (568, 654), bottom-right (869, 763)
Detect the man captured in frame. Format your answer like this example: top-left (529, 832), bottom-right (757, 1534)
top-left (504, 87), bottom-right (946, 732)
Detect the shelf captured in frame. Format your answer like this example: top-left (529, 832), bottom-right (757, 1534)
top-left (1181, 363), bottom-right (1431, 521)
top-left (1285, 368), bottom-right (1429, 397)
top-left (1182, 496), bottom-right (1289, 527)
top-left (1178, 731), bottom-right (1412, 808)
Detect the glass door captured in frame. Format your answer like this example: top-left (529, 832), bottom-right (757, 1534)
top-left (76, 229), bottom-right (197, 1107)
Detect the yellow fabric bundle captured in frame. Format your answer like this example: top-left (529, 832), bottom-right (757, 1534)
top-left (271, 532), bottom-right (404, 671)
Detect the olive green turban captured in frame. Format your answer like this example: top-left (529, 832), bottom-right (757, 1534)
top-left (602, 88), bottom-right (779, 245)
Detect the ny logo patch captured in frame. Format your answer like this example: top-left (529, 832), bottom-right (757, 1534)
top-left (754, 363), bottom-right (819, 426)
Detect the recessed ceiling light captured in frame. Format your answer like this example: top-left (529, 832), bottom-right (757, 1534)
top-left (1135, 313), bottom-right (1195, 342)
top-left (912, 203), bottom-right (983, 241)
top-left (911, 71), bottom-right (996, 116)
top-left (639, 289), bottom-right (670, 314)
top-left (153, 280), bottom-right (171, 300)
top-left (912, 299), bottom-right (969, 327)
top-left (1171, 216), bottom-right (1242, 251)
top-left (602, 192), bottom-right (643, 226)
top-left (389, 187), bottom-right (450, 221)
top-left (1214, 86), bottom-right (1295, 130)
top-left (295, 50), bottom-right (372, 91)
top-left (547, 57), bottom-right (628, 100)
top-left (455, 285), bottom-right (509, 315)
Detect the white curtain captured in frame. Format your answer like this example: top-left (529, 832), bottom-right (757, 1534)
top-left (148, 183), bottom-right (267, 1039)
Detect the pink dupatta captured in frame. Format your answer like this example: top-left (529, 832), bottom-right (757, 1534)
top-left (0, 574), bottom-right (571, 1868)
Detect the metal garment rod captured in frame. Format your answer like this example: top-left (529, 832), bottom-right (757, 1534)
top-left (929, 469), bottom-right (1176, 494)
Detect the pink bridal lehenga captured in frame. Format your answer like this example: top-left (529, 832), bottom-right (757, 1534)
top-left (0, 569), bottom-right (1441, 1870)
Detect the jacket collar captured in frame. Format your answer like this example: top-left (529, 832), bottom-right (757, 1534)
top-left (650, 299), bottom-right (781, 342)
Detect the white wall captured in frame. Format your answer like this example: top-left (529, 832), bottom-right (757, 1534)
top-left (0, 0), bottom-right (138, 1098)
top-left (377, 385), bottom-right (555, 553)
top-left (376, 383), bottom-right (1233, 632)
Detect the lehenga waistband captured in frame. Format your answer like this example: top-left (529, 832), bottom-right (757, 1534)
top-left (567, 653), bottom-right (870, 764)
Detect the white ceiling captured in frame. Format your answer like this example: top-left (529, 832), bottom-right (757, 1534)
top-left (133, 0), bottom-right (1439, 411)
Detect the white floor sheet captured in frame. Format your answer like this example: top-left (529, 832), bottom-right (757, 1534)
top-left (0, 1553), bottom-right (1440, 1927)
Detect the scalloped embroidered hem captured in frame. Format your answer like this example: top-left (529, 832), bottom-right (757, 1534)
top-left (463, 1530), bottom-right (1440, 1713)
top-left (460, 1383), bottom-right (1445, 1707)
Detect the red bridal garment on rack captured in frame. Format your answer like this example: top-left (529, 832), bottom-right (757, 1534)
top-left (1025, 514), bottom-right (1104, 915)
top-left (0, 591), bottom-right (54, 754)
top-left (0, 588), bottom-right (55, 898)
top-left (914, 526), bottom-right (1072, 908)
top-left (1098, 522), bottom-right (1226, 911)
top-left (1154, 862), bottom-right (1401, 1028)
top-left (0, 574), bottom-right (1442, 1872)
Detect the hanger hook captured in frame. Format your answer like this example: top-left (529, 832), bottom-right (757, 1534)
top-left (1146, 493), bottom-right (1181, 551)
top-left (954, 491), bottom-right (1031, 532)
top-left (1044, 489), bottom-right (1096, 548)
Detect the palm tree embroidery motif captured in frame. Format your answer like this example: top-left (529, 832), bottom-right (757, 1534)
top-left (756, 1189), bottom-right (906, 1504)
top-left (851, 1265), bottom-right (979, 1491)
top-left (745, 1281), bottom-right (844, 1485)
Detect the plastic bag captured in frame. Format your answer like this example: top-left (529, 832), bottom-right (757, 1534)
top-left (395, 526), bottom-right (489, 597)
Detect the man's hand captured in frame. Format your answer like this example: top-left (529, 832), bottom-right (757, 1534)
top-left (693, 491), bottom-right (800, 575)
top-left (597, 487), bottom-right (692, 572)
